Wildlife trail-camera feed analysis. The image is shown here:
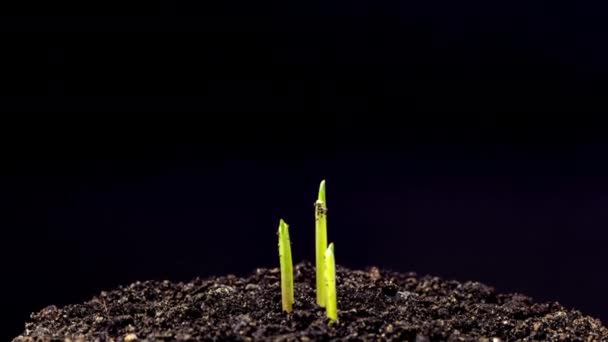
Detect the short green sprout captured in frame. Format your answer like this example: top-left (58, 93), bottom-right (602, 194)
top-left (315, 180), bottom-right (328, 307)
top-left (276, 180), bottom-right (338, 320)
top-left (325, 242), bottom-right (338, 323)
top-left (278, 219), bottom-right (294, 313)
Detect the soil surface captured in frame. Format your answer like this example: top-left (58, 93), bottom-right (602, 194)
top-left (14, 262), bottom-right (608, 341)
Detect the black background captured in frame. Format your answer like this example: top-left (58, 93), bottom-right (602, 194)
top-left (2, 1), bottom-right (608, 339)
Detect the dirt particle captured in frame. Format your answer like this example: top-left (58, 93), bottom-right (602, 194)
top-left (123, 333), bottom-right (137, 342)
top-left (209, 284), bottom-right (235, 296)
top-left (397, 291), bottom-right (415, 300)
top-left (416, 334), bottom-right (430, 342)
top-left (369, 267), bottom-right (381, 281)
top-left (245, 284), bottom-right (261, 291)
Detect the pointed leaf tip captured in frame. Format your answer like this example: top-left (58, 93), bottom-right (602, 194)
top-left (279, 219), bottom-right (288, 230)
top-left (318, 180), bottom-right (326, 203)
top-left (326, 242), bottom-right (334, 256)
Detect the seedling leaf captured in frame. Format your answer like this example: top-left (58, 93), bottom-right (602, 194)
top-left (278, 219), bottom-right (294, 312)
top-left (325, 242), bottom-right (338, 323)
top-left (315, 180), bottom-right (328, 307)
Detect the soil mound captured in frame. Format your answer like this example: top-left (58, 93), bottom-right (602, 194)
top-left (14, 262), bottom-right (608, 341)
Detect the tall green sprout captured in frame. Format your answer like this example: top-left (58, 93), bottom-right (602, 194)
top-left (325, 242), bottom-right (338, 323)
top-left (315, 180), bottom-right (328, 307)
top-left (278, 219), bottom-right (294, 312)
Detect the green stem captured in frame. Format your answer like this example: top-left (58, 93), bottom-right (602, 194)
top-left (315, 180), bottom-right (328, 307)
top-left (325, 242), bottom-right (337, 323)
top-left (278, 219), bottom-right (294, 312)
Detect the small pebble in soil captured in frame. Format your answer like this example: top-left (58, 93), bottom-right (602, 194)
top-left (124, 333), bottom-right (138, 341)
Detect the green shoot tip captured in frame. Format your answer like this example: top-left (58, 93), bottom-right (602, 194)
top-left (325, 242), bottom-right (338, 323)
top-left (318, 179), bottom-right (326, 204)
top-left (278, 218), bottom-right (294, 313)
top-left (326, 242), bottom-right (334, 254)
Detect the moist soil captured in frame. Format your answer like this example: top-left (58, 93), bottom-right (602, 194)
top-left (14, 262), bottom-right (608, 341)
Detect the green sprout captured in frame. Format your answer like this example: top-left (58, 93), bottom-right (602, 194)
top-left (325, 242), bottom-right (338, 323)
top-left (278, 219), bottom-right (294, 313)
top-left (315, 180), bottom-right (328, 307)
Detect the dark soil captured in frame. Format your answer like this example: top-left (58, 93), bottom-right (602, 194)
top-left (14, 262), bottom-right (608, 341)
